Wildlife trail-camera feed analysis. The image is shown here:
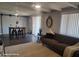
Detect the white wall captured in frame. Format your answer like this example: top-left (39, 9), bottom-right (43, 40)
top-left (0, 15), bottom-right (30, 34)
top-left (27, 17), bottom-right (32, 33)
top-left (41, 12), bottom-right (61, 35)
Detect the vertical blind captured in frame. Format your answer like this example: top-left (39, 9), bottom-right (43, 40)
top-left (60, 13), bottom-right (79, 38)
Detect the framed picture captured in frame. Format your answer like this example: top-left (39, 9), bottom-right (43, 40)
top-left (46, 16), bottom-right (53, 28)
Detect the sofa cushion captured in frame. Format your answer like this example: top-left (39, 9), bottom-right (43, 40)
top-left (45, 39), bottom-right (68, 46)
top-left (53, 33), bottom-right (79, 45)
top-left (44, 39), bottom-right (68, 56)
top-left (45, 33), bottom-right (55, 39)
top-left (45, 39), bottom-right (58, 44)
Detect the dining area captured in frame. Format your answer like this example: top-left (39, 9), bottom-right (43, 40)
top-left (9, 27), bottom-right (26, 40)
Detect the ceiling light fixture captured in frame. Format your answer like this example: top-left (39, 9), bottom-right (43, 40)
top-left (35, 4), bottom-right (41, 9)
top-left (14, 13), bottom-right (18, 16)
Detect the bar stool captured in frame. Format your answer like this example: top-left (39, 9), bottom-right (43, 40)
top-left (18, 28), bottom-right (21, 38)
top-left (21, 29), bottom-right (24, 37)
top-left (18, 29), bottom-right (23, 38)
top-left (12, 28), bottom-right (17, 39)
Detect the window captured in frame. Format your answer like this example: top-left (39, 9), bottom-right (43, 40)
top-left (60, 13), bottom-right (79, 38)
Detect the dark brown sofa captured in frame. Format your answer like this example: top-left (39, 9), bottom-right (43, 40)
top-left (40, 33), bottom-right (79, 57)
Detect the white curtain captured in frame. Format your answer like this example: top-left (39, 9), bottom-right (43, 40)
top-left (60, 13), bottom-right (79, 38)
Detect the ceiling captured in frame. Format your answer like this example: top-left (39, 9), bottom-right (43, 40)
top-left (0, 2), bottom-right (79, 16)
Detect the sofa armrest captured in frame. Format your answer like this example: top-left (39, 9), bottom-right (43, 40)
top-left (72, 50), bottom-right (79, 57)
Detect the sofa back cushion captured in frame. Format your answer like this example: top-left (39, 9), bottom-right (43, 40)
top-left (45, 33), bottom-right (55, 39)
top-left (53, 33), bottom-right (79, 45)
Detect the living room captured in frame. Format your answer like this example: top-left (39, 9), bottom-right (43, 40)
top-left (0, 2), bottom-right (79, 57)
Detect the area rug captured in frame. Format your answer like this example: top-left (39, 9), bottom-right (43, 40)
top-left (5, 42), bottom-right (60, 57)
top-left (4, 34), bottom-right (36, 47)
